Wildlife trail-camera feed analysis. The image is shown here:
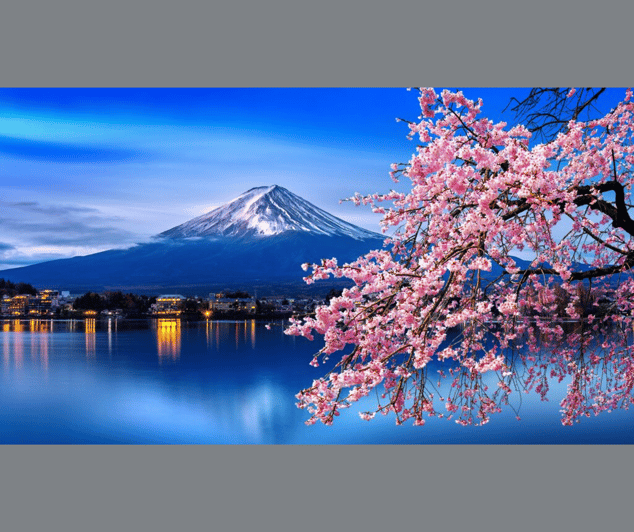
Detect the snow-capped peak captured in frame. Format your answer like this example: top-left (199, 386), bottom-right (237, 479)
top-left (159, 185), bottom-right (381, 240)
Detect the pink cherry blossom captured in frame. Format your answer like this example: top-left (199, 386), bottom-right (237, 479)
top-left (287, 88), bottom-right (634, 428)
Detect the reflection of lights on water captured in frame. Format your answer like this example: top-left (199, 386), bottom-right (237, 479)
top-left (40, 332), bottom-right (49, 372)
top-left (156, 319), bottom-right (181, 363)
top-left (13, 321), bottom-right (23, 369)
top-left (85, 319), bottom-right (96, 359)
top-left (107, 318), bottom-right (113, 357)
top-left (227, 320), bottom-right (258, 350)
top-left (33, 320), bottom-right (52, 372)
top-left (31, 325), bottom-right (37, 362)
top-left (34, 320), bottom-right (51, 333)
top-left (203, 320), bottom-right (261, 351)
top-left (0, 319), bottom-right (58, 373)
top-left (3, 320), bottom-right (52, 370)
top-left (3, 325), bottom-right (9, 369)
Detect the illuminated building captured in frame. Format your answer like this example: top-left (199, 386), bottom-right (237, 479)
top-left (30, 290), bottom-right (60, 315)
top-left (1, 290), bottom-right (63, 317)
top-left (39, 290), bottom-right (59, 302)
top-left (209, 293), bottom-right (257, 314)
top-left (7, 295), bottom-right (30, 316)
top-left (151, 294), bottom-right (186, 315)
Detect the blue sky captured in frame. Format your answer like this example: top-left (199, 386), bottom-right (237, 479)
top-left (0, 88), bottom-right (627, 271)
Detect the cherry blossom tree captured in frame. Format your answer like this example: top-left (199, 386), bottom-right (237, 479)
top-left (286, 88), bottom-right (634, 427)
top-left (506, 88), bottom-right (607, 143)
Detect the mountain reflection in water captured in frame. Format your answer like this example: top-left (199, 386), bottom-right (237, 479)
top-left (0, 318), bottom-right (633, 444)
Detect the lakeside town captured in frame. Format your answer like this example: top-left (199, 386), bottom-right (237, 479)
top-left (0, 278), bottom-right (331, 320)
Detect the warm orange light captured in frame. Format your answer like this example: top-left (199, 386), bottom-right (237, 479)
top-left (156, 318), bottom-right (181, 362)
top-left (85, 318), bottom-right (96, 358)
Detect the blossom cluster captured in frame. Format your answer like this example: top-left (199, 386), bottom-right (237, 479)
top-left (287, 88), bottom-right (634, 428)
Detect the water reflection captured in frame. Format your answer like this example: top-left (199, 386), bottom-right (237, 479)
top-left (155, 319), bottom-right (181, 363)
top-left (239, 380), bottom-right (295, 443)
top-left (12, 320), bottom-right (23, 369)
top-left (85, 319), bottom-right (96, 359)
top-left (0, 320), bottom-right (54, 372)
top-left (204, 320), bottom-right (261, 353)
top-left (40, 330), bottom-right (49, 372)
top-left (296, 320), bottom-right (634, 431)
top-left (107, 318), bottom-right (114, 357)
top-left (227, 320), bottom-right (257, 350)
top-left (3, 324), bottom-right (10, 369)
top-left (27, 319), bottom-right (52, 334)
top-left (0, 318), bottom-right (632, 443)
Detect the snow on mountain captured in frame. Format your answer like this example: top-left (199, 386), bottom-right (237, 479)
top-left (159, 185), bottom-right (381, 240)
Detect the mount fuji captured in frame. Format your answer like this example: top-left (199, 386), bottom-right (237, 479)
top-left (161, 185), bottom-right (380, 240)
top-left (0, 186), bottom-right (385, 295)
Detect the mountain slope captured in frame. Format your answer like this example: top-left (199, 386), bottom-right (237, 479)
top-left (160, 185), bottom-right (380, 240)
top-left (0, 233), bottom-right (384, 295)
top-left (0, 186), bottom-right (385, 295)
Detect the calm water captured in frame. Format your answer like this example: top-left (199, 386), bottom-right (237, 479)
top-left (1, 318), bottom-right (633, 444)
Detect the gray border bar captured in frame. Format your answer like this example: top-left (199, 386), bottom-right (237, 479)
top-left (1, 0), bottom-right (633, 531)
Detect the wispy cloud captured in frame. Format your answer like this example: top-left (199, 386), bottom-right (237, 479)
top-left (0, 221), bottom-right (136, 247)
top-left (0, 202), bottom-right (137, 245)
top-left (0, 201), bottom-right (141, 270)
top-left (0, 242), bottom-right (31, 271)
top-left (9, 201), bottom-right (103, 216)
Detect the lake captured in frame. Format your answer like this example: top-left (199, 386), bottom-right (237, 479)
top-left (1, 317), bottom-right (633, 444)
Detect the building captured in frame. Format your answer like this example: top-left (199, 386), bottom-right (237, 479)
top-left (151, 295), bottom-right (186, 315)
top-left (209, 293), bottom-right (257, 314)
top-left (0, 290), bottom-right (63, 317)
top-left (29, 290), bottom-right (61, 316)
top-left (1, 295), bottom-right (11, 315)
top-left (39, 290), bottom-right (59, 305)
top-left (5, 295), bottom-right (31, 316)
